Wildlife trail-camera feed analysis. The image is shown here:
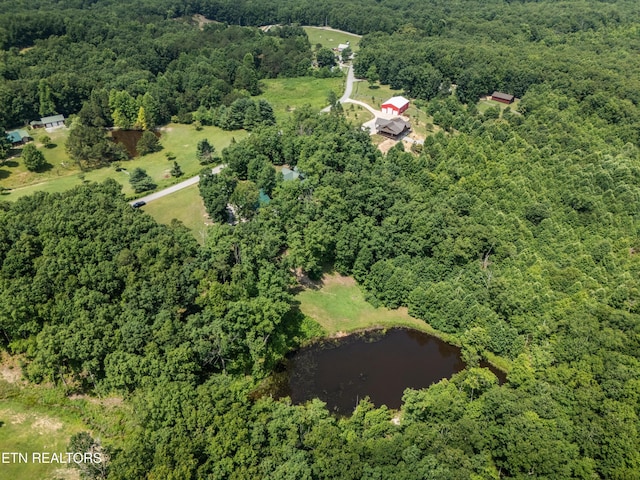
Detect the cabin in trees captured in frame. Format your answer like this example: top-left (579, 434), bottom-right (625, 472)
top-left (381, 96), bottom-right (410, 115)
top-left (281, 166), bottom-right (302, 181)
top-left (31, 114), bottom-right (65, 129)
top-left (6, 129), bottom-right (30, 145)
top-left (375, 118), bottom-right (410, 139)
top-left (490, 92), bottom-right (514, 104)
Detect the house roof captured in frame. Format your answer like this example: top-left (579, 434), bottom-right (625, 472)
top-left (491, 92), bottom-right (514, 102)
top-left (375, 118), bottom-right (410, 137)
top-left (6, 129), bottom-right (28, 143)
top-left (381, 96), bottom-right (410, 110)
top-left (41, 114), bottom-right (65, 124)
top-left (281, 167), bottom-right (301, 181)
top-left (258, 189), bottom-right (271, 205)
top-left (30, 120), bottom-right (43, 126)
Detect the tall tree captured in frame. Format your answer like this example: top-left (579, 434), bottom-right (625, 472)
top-left (21, 143), bottom-right (47, 172)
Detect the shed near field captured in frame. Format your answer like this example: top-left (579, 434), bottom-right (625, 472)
top-left (381, 96), bottom-right (410, 115)
top-left (490, 92), bottom-right (514, 104)
top-left (40, 114), bottom-right (65, 128)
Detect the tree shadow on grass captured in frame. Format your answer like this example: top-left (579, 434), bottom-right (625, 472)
top-left (3, 160), bottom-right (18, 168)
top-left (37, 162), bottom-right (54, 173)
top-left (44, 143), bottom-right (58, 149)
top-left (0, 169), bottom-right (10, 180)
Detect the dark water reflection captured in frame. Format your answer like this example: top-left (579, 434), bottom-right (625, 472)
top-left (278, 328), bottom-right (505, 415)
top-left (110, 130), bottom-right (160, 157)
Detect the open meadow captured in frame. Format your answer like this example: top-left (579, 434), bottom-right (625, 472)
top-left (257, 76), bottom-right (345, 122)
top-left (303, 26), bottom-right (361, 51)
top-left (1, 124), bottom-right (245, 201)
top-left (296, 273), bottom-right (454, 340)
top-left (141, 184), bottom-right (210, 244)
top-left (477, 97), bottom-right (521, 114)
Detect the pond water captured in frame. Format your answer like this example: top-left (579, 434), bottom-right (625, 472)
top-left (110, 130), bottom-right (160, 157)
top-left (277, 328), bottom-right (505, 415)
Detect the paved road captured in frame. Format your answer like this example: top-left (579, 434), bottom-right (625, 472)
top-left (130, 164), bottom-right (225, 205)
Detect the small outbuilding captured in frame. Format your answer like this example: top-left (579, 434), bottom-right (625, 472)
top-left (375, 118), bottom-right (410, 139)
top-left (6, 129), bottom-right (30, 145)
top-left (40, 114), bottom-right (65, 128)
top-left (490, 92), bottom-right (514, 104)
top-left (381, 96), bottom-right (410, 115)
top-left (258, 189), bottom-right (271, 206)
top-left (281, 166), bottom-right (302, 181)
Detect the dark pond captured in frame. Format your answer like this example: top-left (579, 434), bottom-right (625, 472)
top-left (277, 328), bottom-right (505, 415)
top-left (110, 130), bottom-right (160, 157)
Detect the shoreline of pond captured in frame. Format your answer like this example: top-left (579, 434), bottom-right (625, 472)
top-left (268, 326), bottom-right (507, 415)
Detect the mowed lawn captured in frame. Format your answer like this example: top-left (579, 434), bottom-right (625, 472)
top-left (257, 76), bottom-right (345, 122)
top-left (343, 103), bottom-right (374, 127)
top-left (2, 124), bottom-right (246, 201)
top-left (303, 26), bottom-right (361, 52)
top-left (0, 127), bottom-right (72, 190)
top-left (0, 396), bottom-right (86, 480)
top-left (141, 184), bottom-right (210, 244)
top-left (296, 274), bottom-right (452, 341)
top-left (350, 81), bottom-right (401, 110)
top-left (477, 97), bottom-right (521, 114)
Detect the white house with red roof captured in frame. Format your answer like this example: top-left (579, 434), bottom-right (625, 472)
top-left (381, 96), bottom-right (410, 115)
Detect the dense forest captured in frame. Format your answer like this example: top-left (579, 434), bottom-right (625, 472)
top-left (2, 0), bottom-right (640, 478)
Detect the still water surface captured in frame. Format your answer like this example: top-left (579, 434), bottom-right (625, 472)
top-left (279, 328), bottom-right (504, 415)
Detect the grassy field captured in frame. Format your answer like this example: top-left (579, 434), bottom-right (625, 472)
top-left (0, 397), bottom-right (85, 480)
top-left (296, 274), bottom-right (456, 343)
top-left (0, 363), bottom-right (88, 480)
top-left (343, 103), bottom-right (374, 126)
top-left (303, 27), bottom-right (361, 52)
top-left (257, 76), bottom-right (345, 122)
top-left (477, 97), bottom-right (521, 114)
top-left (350, 82), bottom-right (401, 110)
top-left (141, 184), bottom-right (210, 244)
top-left (0, 127), bottom-right (72, 190)
top-left (2, 124), bottom-right (245, 201)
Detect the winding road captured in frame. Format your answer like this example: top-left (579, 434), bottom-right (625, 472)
top-left (129, 164), bottom-right (225, 205)
top-left (132, 63), bottom-right (412, 206)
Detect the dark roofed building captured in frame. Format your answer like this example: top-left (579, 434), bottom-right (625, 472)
top-left (491, 92), bottom-right (515, 104)
top-left (375, 118), bottom-right (410, 138)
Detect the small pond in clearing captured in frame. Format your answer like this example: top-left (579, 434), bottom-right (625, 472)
top-left (110, 130), bottom-right (160, 157)
top-left (276, 328), bottom-right (505, 415)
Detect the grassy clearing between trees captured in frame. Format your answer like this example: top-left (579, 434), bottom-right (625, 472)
top-left (257, 76), bottom-right (345, 122)
top-left (0, 373), bottom-right (87, 480)
top-left (296, 274), bottom-right (456, 343)
top-left (303, 26), bottom-right (361, 52)
top-left (2, 124), bottom-right (245, 201)
top-left (141, 184), bottom-right (210, 244)
top-left (0, 353), bottom-right (126, 480)
top-left (477, 97), bottom-right (521, 114)
top-left (343, 103), bottom-right (375, 126)
top-left (350, 81), bottom-right (400, 109)
top-left (0, 397), bottom-right (84, 480)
